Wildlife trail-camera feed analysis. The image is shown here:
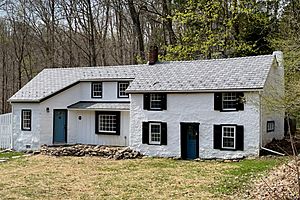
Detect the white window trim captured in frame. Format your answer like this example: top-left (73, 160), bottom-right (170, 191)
top-left (150, 94), bottom-right (162, 110)
top-left (149, 122), bottom-right (161, 145)
top-left (118, 82), bottom-right (129, 98)
top-left (222, 92), bottom-right (237, 111)
top-left (221, 126), bottom-right (236, 149)
top-left (92, 82), bottom-right (102, 98)
top-left (22, 110), bottom-right (31, 131)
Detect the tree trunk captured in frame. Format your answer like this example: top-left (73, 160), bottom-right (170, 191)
top-left (127, 0), bottom-right (145, 62)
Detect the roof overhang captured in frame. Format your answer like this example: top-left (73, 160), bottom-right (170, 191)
top-left (67, 101), bottom-right (130, 111)
top-left (126, 88), bottom-right (263, 94)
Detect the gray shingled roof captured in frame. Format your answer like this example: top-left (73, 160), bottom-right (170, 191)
top-left (9, 65), bottom-right (141, 102)
top-left (127, 55), bottom-right (274, 93)
top-left (68, 101), bottom-right (130, 110)
top-left (9, 54), bottom-right (275, 102)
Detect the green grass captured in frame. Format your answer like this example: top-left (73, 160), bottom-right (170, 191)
top-left (213, 157), bottom-right (288, 195)
top-left (0, 155), bottom-right (289, 199)
top-left (0, 151), bottom-right (24, 159)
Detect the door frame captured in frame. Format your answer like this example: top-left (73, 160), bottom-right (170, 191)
top-left (180, 122), bottom-right (200, 159)
top-left (53, 109), bottom-right (68, 144)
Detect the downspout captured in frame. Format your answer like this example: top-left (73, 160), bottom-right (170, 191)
top-left (259, 91), bottom-right (285, 156)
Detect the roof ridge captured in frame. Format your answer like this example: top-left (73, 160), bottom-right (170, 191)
top-left (158, 54), bottom-right (274, 65)
top-left (43, 64), bottom-right (147, 71)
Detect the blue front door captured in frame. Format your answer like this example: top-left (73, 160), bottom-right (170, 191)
top-left (181, 123), bottom-right (199, 159)
top-left (53, 110), bottom-right (67, 143)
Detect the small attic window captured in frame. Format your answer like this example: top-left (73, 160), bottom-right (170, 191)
top-left (91, 82), bottom-right (102, 98)
top-left (118, 82), bottom-right (129, 98)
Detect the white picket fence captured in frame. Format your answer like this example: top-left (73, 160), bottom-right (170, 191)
top-left (0, 113), bottom-right (12, 149)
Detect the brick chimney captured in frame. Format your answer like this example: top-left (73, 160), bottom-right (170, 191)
top-left (148, 46), bottom-right (158, 65)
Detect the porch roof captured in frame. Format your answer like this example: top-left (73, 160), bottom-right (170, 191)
top-left (67, 101), bottom-right (130, 111)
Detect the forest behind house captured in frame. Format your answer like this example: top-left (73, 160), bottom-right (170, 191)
top-left (0, 0), bottom-right (299, 114)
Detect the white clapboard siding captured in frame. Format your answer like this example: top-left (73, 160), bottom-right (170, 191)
top-left (0, 113), bottom-right (12, 149)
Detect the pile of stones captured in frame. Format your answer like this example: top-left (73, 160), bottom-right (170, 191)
top-left (39, 144), bottom-right (143, 160)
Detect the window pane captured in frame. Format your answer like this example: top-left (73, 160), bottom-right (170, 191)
top-left (92, 83), bottom-right (102, 97)
top-left (223, 138), bottom-right (234, 148)
top-left (223, 127), bottom-right (234, 137)
top-left (119, 82), bottom-right (129, 97)
top-left (150, 94), bottom-right (162, 109)
top-left (222, 126), bottom-right (235, 149)
top-left (98, 114), bottom-right (117, 133)
top-left (22, 110), bottom-right (31, 130)
top-left (150, 123), bottom-right (161, 143)
top-left (222, 92), bottom-right (237, 110)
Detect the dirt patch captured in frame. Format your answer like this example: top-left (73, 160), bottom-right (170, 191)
top-left (263, 136), bottom-right (300, 155)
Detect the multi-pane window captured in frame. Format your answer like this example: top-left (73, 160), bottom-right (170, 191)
top-left (267, 121), bottom-right (275, 132)
top-left (118, 82), bottom-right (129, 98)
top-left (222, 126), bottom-right (236, 149)
top-left (149, 123), bottom-right (161, 144)
top-left (150, 94), bottom-right (162, 109)
top-left (92, 82), bottom-right (102, 98)
top-left (21, 110), bottom-right (31, 131)
top-left (95, 111), bottom-right (120, 135)
top-left (222, 92), bottom-right (237, 110)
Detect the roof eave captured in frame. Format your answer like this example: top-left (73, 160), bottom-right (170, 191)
top-left (126, 88), bottom-right (264, 94)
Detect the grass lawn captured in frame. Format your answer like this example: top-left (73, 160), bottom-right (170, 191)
top-left (0, 151), bottom-right (23, 159)
top-left (0, 155), bottom-right (287, 200)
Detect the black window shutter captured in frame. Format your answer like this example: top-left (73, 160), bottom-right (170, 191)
top-left (115, 112), bottom-right (121, 135)
top-left (213, 125), bottom-right (222, 149)
top-left (143, 94), bottom-right (150, 110)
top-left (161, 94), bottom-right (167, 110)
top-left (142, 122), bottom-right (149, 144)
top-left (236, 125), bottom-right (244, 151)
top-left (236, 92), bottom-right (244, 111)
top-left (214, 93), bottom-right (222, 111)
top-left (161, 122), bottom-right (167, 145)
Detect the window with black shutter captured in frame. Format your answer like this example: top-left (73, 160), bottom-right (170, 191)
top-left (142, 121), bottom-right (167, 145)
top-left (214, 92), bottom-right (244, 111)
top-left (214, 124), bottom-right (244, 151)
top-left (143, 93), bottom-right (167, 111)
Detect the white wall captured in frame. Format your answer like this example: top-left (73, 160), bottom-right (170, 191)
top-left (69, 110), bottom-right (129, 146)
top-left (130, 92), bottom-right (261, 159)
top-left (80, 81), bottom-right (130, 101)
top-left (261, 59), bottom-right (285, 146)
top-left (11, 103), bottom-right (41, 150)
top-left (12, 81), bottom-right (130, 150)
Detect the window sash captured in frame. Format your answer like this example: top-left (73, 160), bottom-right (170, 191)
top-left (22, 110), bottom-right (31, 130)
top-left (149, 123), bottom-right (161, 144)
top-left (98, 114), bottom-right (117, 133)
top-left (118, 82), bottom-right (129, 97)
top-left (222, 126), bottom-right (236, 149)
top-left (92, 82), bottom-right (102, 98)
top-left (267, 121), bottom-right (275, 132)
top-left (150, 94), bottom-right (162, 109)
top-left (222, 92), bottom-right (237, 110)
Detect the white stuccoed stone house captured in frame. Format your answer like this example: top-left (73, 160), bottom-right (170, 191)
top-left (8, 51), bottom-right (284, 159)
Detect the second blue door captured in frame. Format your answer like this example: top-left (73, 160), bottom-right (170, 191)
top-left (181, 123), bottom-right (199, 159)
